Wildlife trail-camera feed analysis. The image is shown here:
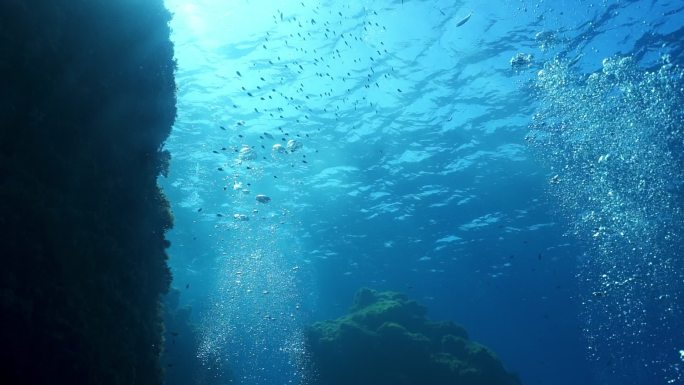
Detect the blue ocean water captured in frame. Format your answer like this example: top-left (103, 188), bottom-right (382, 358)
top-left (159, 1), bottom-right (684, 385)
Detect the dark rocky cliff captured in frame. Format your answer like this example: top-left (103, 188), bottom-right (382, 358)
top-left (0, 1), bottom-right (176, 384)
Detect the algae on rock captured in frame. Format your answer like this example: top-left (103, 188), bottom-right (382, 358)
top-left (305, 288), bottom-right (521, 385)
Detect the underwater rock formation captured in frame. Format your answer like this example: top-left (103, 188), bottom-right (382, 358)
top-left (0, 1), bottom-right (176, 385)
top-left (305, 289), bottom-right (522, 385)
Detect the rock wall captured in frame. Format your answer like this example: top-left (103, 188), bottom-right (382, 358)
top-left (0, 1), bottom-right (176, 384)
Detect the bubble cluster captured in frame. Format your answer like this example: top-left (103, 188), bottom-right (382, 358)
top-left (197, 220), bottom-right (311, 385)
top-left (528, 55), bottom-right (684, 383)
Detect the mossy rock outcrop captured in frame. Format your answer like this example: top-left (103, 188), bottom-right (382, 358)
top-left (305, 289), bottom-right (521, 385)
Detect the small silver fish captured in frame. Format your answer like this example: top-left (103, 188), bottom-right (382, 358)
top-left (255, 194), bottom-right (271, 204)
top-left (456, 13), bottom-right (472, 27)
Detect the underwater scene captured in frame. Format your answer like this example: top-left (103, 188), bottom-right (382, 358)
top-left (159, 1), bottom-right (684, 385)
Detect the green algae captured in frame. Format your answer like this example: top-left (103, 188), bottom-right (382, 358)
top-left (305, 288), bottom-right (521, 385)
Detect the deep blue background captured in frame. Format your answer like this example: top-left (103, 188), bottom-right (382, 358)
top-left (161, 1), bottom-right (684, 384)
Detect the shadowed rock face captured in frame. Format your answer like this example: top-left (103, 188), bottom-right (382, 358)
top-left (0, 1), bottom-right (176, 384)
top-left (306, 289), bottom-right (522, 385)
